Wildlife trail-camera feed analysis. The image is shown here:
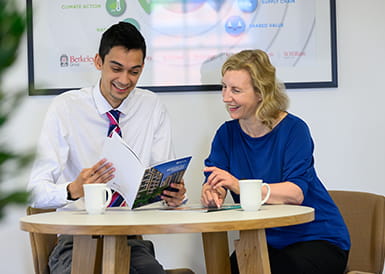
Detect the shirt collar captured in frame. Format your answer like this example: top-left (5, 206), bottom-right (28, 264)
top-left (92, 80), bottom-right (136, 116)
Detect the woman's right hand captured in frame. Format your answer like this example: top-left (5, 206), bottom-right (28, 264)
top-left (204, 166), bottom-right (240, 194)
top-left (201, 183), bottom-right (227, 208)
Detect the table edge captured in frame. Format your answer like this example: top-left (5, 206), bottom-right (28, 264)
top-left (20, 209), bottom-right (314, 235)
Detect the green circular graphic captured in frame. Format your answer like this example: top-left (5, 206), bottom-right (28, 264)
top-left (106, 0), bottom-right (126, 17)
top-left (123, 18), bottom-right (141, 31)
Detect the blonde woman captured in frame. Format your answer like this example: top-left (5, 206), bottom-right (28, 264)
top-left (201, 50), bottom-right (350, 274)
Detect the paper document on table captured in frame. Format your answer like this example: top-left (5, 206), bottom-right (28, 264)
top-left (161, 204), bottom-right (242, 212)
top-left (101, 132), bottom-right (192, 209)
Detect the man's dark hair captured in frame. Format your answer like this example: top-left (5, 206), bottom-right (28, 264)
top-left (98, 22), bottom-right (146, 62)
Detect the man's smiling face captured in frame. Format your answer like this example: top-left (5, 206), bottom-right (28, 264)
top-left (95, 46), bottom-right (144, 108)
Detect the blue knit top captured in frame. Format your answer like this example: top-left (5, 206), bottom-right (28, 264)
top-left (204, 113), bottom-right (350, 250)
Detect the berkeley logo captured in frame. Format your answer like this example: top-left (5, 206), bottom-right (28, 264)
top-left (60, 54), bottom-right (94, 67)
top-left (60, 54), bottom-right (69, 67)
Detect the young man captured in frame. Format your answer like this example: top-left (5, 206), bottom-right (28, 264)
top-left (28, 22), bottom-right (186, 274)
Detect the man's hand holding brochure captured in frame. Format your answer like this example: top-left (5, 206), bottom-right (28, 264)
top-left (101, 132), bottom-right (191, 209)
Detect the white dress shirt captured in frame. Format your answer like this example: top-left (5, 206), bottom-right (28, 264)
top-left (28, 82), bottom-right (175, 208)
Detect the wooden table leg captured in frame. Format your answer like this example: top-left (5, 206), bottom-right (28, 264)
top-left (202, 231), bottom-right (231, 274)
top-left (235, 229), bottom-right (271, 274)
top-left (72, 235), bottom-right (101, 274)
top-left (102, 235), bottom-right (130, 274)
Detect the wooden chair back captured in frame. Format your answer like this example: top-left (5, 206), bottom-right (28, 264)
top-left (329, 191), bottom-right (385, 274)
top-left (26, 207), bottom-right (57, 274)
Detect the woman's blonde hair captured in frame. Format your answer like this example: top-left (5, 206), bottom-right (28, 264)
top-left (221, 49), bottom-right (289, 129)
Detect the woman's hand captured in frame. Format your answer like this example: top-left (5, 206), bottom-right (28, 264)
top-left (201, 182), bottom-right (227, 208)
top-left (204, 166), bottom-right (240, 194)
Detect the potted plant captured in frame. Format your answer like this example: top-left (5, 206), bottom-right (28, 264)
top-left (0, 1), bottom-right (32, 219)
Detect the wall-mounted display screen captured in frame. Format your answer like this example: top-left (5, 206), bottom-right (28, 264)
top-left (27, 0), bottom-right (337, 95)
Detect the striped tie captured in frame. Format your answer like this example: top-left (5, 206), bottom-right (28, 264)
top-left (106, 110), bottom-right (122, 137)
top-left (106, 110), bottom-right (126, 207)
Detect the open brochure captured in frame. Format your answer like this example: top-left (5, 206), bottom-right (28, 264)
top-left (101, 132), bottom-right (192, 209)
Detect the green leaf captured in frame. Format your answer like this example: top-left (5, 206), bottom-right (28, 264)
top-left (0, 191), bottom-right (30, 219)
top-left (0, 2), bottom-right (26, 76)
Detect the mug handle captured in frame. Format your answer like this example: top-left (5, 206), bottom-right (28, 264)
top-left (103, 187), bottom-right (113, 208)
top-left (261, 183), bottom-right (271, 204)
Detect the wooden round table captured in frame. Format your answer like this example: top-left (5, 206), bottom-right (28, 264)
top-left (20, 204), bottom-right (314, 274)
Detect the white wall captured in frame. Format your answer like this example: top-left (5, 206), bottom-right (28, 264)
top-left (1, 0), bottom-right (384, 273)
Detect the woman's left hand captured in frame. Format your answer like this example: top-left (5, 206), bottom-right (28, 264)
top-left (204, 166), bottom-right (240, 194)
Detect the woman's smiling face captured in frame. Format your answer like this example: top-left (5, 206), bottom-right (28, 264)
top-left (222, 69), bottom-right (262, 121)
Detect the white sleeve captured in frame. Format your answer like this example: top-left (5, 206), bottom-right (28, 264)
top-left (27, 100), bottom-right (71, 208)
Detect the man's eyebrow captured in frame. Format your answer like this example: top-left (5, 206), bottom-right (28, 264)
top-left (130, 65), bottom-right (143, 70)
top-left (109, 60), bottom-right (143, 70)
top-left (109, 60), bottom-right (123, 67)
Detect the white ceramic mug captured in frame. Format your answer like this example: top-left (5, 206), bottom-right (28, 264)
top-left (83, 184), bottom-right (112, 214)
top-left (239, 179), bottom-right (271, 211)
